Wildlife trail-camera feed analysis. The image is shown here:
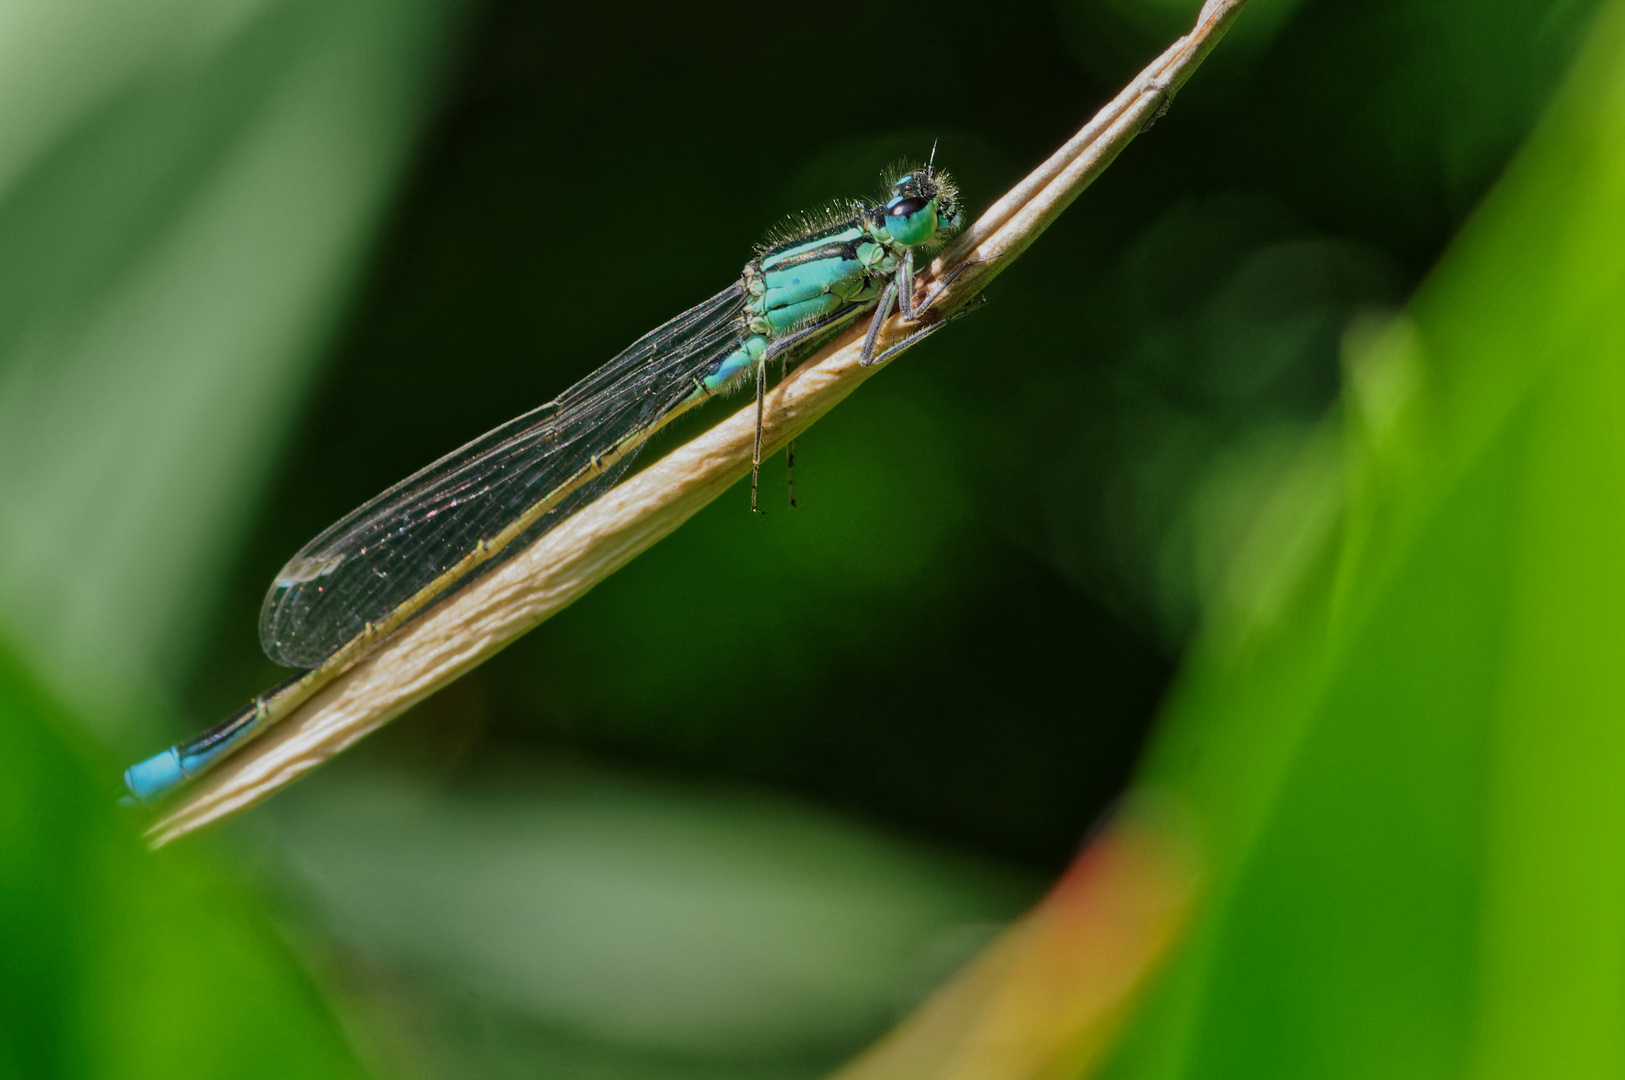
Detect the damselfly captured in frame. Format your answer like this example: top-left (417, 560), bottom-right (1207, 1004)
top-left (124, 159), bottom-right (971, 804)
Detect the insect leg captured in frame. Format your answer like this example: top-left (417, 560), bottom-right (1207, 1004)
top-left (859, 278), bottom-right (899, 367)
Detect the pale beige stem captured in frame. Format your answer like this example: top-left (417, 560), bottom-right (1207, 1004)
top-left (148, 0), bottom-right (1248, 846)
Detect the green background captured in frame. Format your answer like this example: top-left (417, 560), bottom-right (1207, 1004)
top-left (1, 0), bottom-right (1618, 1077)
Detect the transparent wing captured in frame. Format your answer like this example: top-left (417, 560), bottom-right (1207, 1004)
top-left (259, 284), bottom-right (746, 669)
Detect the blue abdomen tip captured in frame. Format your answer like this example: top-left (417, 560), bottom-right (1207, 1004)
top-left (124, 750), bottom-right (186, 804)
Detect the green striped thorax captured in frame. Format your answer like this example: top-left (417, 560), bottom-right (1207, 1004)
top-left (741, 166), bottom-right (962, 353)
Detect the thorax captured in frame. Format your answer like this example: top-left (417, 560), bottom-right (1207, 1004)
top-left (741, 213), bottom-right (905, 340)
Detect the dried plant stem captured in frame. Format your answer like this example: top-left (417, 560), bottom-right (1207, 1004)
top-left (149, 0), bottom-right (1248, 846)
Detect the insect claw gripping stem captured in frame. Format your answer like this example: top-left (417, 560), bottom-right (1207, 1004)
top-left (913, 255), bottom-right (997, 317)
top-left (861, 255), bottom-right (987, 368)
top-left (869, 291), bottom-right (991, 368)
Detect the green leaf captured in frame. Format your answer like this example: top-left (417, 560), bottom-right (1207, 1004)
top-left (1102, 3), bottom-right (1625, 1077)
top-left (0, 0), bottom-right (461, 738)
top-left (0, 646), bottom-right (366, 1080)
top-left (261, 762), bottom-right (1036, 1070)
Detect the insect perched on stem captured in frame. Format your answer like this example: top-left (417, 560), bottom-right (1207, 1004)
top-left (124, 159), bottom-right (972, 804)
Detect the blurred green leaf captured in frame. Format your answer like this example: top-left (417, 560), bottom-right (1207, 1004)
top-left (0, 645), bottom-right (365, 1080)
top-left (258, 762), bottom-right (1035, 1074)
top-left (1101, 2), bottom-right (1625, 1076)
top-left (0, 0), bottom-right (461, 740)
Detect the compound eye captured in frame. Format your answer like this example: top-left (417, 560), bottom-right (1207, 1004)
top-left (883, 196), bottom-right (938, 246)
top-left (888, 196), bottom-right (930, 219)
